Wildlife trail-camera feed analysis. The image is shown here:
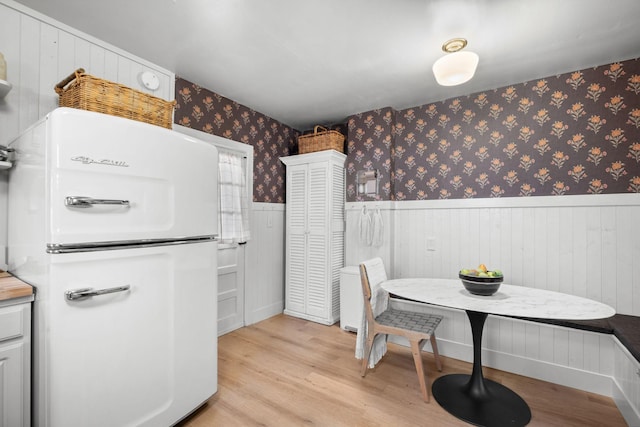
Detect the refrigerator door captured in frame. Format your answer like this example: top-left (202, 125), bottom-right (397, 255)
top-left (37, 108), bottom-right (217, 245)
top-left (33, 242), bottom-right (217, 427)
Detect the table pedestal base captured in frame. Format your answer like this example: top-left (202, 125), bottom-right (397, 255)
top-left (433, 374), bottom-right (531, 427)
top-left (433, 310), bottom-right (531, 426)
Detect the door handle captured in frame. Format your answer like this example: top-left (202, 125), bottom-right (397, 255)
top-left (65, 196), bottom-right (130, 208)
top-left (65, 285), bottom-right (131, 301)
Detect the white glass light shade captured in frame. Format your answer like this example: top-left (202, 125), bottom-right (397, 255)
top-left (432, 51), bottom-right (479, 86)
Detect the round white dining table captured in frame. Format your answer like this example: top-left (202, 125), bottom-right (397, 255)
top-left (381, 278), bottom-right (616, 427)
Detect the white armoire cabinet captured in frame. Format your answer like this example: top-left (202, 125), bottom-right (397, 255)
top-left (280, 150), bottom-right (346, 325)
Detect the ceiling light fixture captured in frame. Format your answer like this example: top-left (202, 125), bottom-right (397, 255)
top-left (432, 38), bottom-right (479, 86)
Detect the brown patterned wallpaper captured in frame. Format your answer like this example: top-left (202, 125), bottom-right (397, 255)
top-left (347, 58), bottom-right (640, 202)
top-left (174, 78), bottom-right (299, 203)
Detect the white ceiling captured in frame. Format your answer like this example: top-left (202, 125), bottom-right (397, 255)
top-left (13, 0), bottom-right (640, 131)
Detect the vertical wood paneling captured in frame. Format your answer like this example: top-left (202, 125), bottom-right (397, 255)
top-left (587, 207), bottom-right (603, 301)
top-left (553, 328), bottom-right (569, 365)
top-left (104, 50), bottom-right (119, 81)
top-left (485, 316), bottom-right (500, 351)
top-left (448, 209), bottom-right (461, 277)
top-left (600, 335), bottom-right (615, 374)
top-left (615, 207), bottom-right (633, 313)
top-left (498, 317), bottom-right (513, 354)
top-left (632, 206), bottom-right (640, 314)
top-left (18, 15), bottom-right (40, 131)
top-left (525, 323), bottom-right (540, 359)
top-left (245, 205), bottom-right (285, 325)
top-left (546, 207), bottom-right (560, 292)
top-left (539, 326), bottom-right (554, 363)
top-left (409, 210), bottom-right (423, 276)
top-left (512, 321), bottom-right (526, 357)
top-left (89, 44), bottom-right (105, 76)
top-left (572, 207), bottom-right (588, 296)
top-left (387, 199), bottom-right (637, 314)
top-left (558, 207), bottom-right (574, 295)
top-left (601, 207), bottom-right (617, 309)
top-left (510, 208), bottom-right (524, 286)
top-left (583, 333), bottom-right (600, 372)
top-left (0, 5), bottom-right (20, 141)
top-left (57, 30), bottom-right (76, 83)
top-left (533, 208), bottom-right (548, 289)
top-left (497, 209), bottom-right (512, 281)
top-left (38, 23), bottom-right (59, 116)
top-left (522, 208), bottom-right (536, 286)
top-left (568, 330), bottom-right (584, 369)
top-left (434, 209), bottom-right (446, 275)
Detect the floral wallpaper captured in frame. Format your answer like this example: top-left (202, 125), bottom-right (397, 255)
top-left (174, 77), bottom-right (299, 203)
top-left (347, 58), bottom-right (640, 202)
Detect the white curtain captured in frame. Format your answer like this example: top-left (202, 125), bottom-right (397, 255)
top-left (218, 151), bottom-right (250, 243)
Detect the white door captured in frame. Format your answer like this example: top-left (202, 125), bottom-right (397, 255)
top-left (217, 242), bottom-right (245, 335)
top-left (174, 125), bottom-right (252, 335)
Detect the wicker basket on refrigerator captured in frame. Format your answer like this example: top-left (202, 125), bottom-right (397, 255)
top-left (54, 68), bottom-right (176, 129)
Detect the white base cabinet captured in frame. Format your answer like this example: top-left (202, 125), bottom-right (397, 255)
top-left (0, 298), bottom-right (32, 427)
top-left (281, 150), bottom-right (346, 325)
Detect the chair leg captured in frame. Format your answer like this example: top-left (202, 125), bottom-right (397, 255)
top-left (410, 340), bottom-right (429, 403)
top-left (361, 333), bottom-right (376, 377)
top-left (430, 334), bottom-right (442, 372)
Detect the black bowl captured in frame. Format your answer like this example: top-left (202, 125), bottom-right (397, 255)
top-left (459, 273), bottom-right (503, 296)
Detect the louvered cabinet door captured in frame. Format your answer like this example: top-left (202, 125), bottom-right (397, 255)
top-left (306, 162), bottom-right (329, 318)
top-left (281, 151), bottom-right (346, 325)
top-left (286, 167), bottom-right (308, 314)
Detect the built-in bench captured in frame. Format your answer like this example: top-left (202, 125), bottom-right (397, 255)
top-left (512, 314), bottom-right (640, 363)
top-left (391, 292), bottom-right (640, 363)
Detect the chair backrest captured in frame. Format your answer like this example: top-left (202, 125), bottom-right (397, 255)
top-left (359, 258), bottom-right (388, 322)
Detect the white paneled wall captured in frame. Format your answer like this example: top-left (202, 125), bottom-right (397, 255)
top-left (245, 202), bottom-right (285, 325)
top-left (390, 194), bottom-right (640, 315)
top-left (345, 194), bottom-right (640, 397)
top-left (0, 0), bottom-right (175, 268)
top-left (0, 0), bottom-right (174, 147)
top-left (345, 201), bottom-right (393, 275)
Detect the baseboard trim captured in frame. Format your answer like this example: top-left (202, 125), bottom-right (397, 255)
top-left (247, 302), bottom-right (283, 325)
top-left (612, 377), bottom-right (640, 427)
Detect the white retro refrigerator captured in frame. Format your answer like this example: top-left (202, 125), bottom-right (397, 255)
top-left (7, 108), bottom-right (219, 426)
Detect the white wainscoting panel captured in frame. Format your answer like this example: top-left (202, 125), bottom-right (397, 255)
top-left (345, 201), bottom-right (394, 275)
top-left (391, 194), bottom-right (640, 315)
top-left (245, 202), bottom-right (285, 325)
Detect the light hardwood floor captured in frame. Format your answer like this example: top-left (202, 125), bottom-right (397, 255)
top-left (178, 314), bottom-right (627, 427)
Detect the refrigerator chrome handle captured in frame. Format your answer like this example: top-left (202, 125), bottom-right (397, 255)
top-left (65, 196), bottom-right (130, 208)
top-left (65, 285), bottom-right (131, 301)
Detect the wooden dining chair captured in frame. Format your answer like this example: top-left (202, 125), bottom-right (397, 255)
top-left (359, 258), bottom-right (443, 402)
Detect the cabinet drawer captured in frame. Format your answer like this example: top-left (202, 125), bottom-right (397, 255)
top-left (0, 305), bottom-right (25, 342)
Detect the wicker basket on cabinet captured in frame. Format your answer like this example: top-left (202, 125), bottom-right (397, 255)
top-left (298, 125), bottom-right (345, 154)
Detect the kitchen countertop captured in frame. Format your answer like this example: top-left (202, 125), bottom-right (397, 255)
top-left (0, 270), bottom-right (34, 303)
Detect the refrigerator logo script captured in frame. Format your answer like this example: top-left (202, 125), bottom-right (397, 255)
top-left (71, 156), bottom-right (130, 168)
